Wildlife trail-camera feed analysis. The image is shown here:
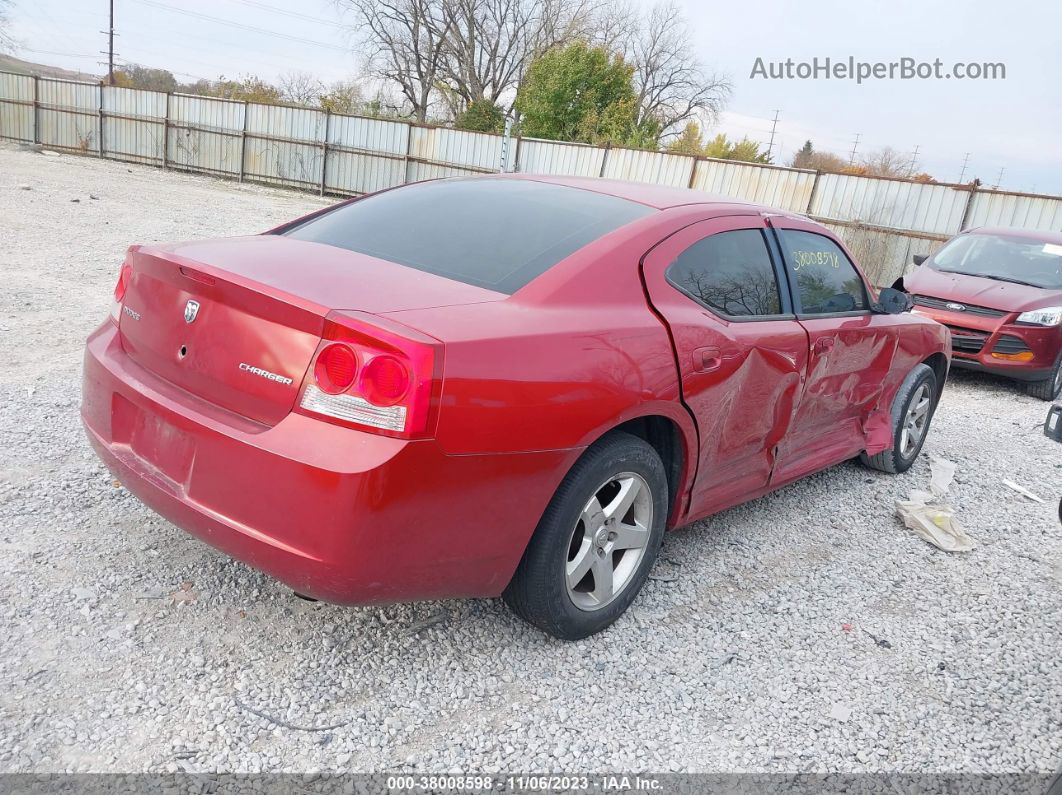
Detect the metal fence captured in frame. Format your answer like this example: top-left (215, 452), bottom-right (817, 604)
top-left (4, 69), bottom-right (1061, 285)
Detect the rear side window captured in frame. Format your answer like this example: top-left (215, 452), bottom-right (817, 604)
top-left (778, 230), bottom-right (869, 314)
top-left (665, 229), bottom-right (783, 317)
top-left (283, 178), bottom-right (654, 294)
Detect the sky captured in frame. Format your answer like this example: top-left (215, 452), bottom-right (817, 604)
top-left (7, 0), bottom-right (1062, 194)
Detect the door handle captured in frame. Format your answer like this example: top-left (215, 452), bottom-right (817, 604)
top-left (694, 346), bottom-right (722, 372)
top-left (814, 337), bottom-right (836, 354)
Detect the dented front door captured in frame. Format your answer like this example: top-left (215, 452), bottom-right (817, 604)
top-left (640, 215), bottom-right (809, 519)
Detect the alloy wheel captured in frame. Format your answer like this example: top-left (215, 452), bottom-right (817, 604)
top-left (900, 383), bottom-right (932, 457)
top-left (564, 472), bottom-right (653, 611)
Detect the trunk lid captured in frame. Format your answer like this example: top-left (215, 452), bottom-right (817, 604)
top-left (118, 235), bottom-right (504, 425)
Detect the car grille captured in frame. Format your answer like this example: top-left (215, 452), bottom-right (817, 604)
top-left (913, 294), bottom-right (1008, 318)
top-left (991, 335), bottom-right (1033, 355)
top-left (946, 325), bottom-right (990, 354)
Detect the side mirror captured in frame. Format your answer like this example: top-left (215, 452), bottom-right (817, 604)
top-left (912, 254), bottom-right (928, 266)
top-left (872, 287), bottom-right (913, 315)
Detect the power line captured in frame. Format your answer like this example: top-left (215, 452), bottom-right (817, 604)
top-left (223, 0), bottom-right (339, 26)
top-left (128, 0), bottom-right (349, 51)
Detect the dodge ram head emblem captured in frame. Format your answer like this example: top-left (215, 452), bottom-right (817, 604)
top-left (945, 302), bottom-right (966, 312)
top-left (184, 300), bottom-right (200, 323)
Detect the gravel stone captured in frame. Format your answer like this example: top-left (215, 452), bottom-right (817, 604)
top-left (0, 143), bottom-right (1060, 775)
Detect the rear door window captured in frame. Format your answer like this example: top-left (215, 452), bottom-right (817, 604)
top-left (665, 229), bottom-right (783, 317)
top-left (283, 178), bottom-right (654, 294)
top-left (777, 230), bottom-right (869, 314)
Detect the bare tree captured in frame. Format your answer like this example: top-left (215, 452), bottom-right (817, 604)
top-left (860, 146), bottom-right (916, 178)
top-left (611, 0), bottom-right (730, 137)
top-left (0, 0), bottom-right (17, 54)
top-left (436, 0), bottom-right (601, 108)
top-left (278, 71), bottom-right (325, 106)
top-left (339, 0), bottom-right (454, 121)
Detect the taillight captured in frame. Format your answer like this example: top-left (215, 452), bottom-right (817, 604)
top-left (314, 343), bottom-right (359, 394)
top-left (297, 310), bottom-right (442, 438)
top-left (109, 263), bottom-right (131, 324)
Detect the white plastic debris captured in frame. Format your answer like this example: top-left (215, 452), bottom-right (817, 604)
top-left (896, 456), bottom-right (977, 552)
top-left (1001, 479), bottom-right (1046, 503)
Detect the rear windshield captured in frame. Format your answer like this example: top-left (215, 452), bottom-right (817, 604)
top-left (930, 232), bottom-right (1062, 289)
top-left (282, 178), bottom-right (654, 294)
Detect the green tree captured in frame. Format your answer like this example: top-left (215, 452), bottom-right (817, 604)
top-left (112, 64), bottom-right (178, 92)
top-left (454, 99), bottom-right (506, 133)
top-left (703, 133), bottom-right (771, 164)
top-left (515, 42), bottom-right (642, 146)
top-left (181, 75), bottom-right (283, 104)
top-left (792, 140), bottom-right (814, 168)
top-left (667, 122), bottom-right (706, 156)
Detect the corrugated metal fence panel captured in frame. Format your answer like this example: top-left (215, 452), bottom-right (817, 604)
top-left (409, 126), bottom-right (502, 175)
top-left (602, 148), bottom-right (693, 187)
top-left (965, 191), bottom-right (1062, 231)
top-left (325, 150), bottom-right (404, 195)
top-left (35, 78), bottom-right (100, 152)
top-left (102, 86), bottom-right (166, 164)
top-left (0, 71), bottom-right (33, 100)
top-left (811, 173), bottom-right (967, 236)
top-left (693, 159), bottom-right (816, 212)
top-left (329, 114), bottom-right (408, 155)
top-left (243, 103), bottom-right (324, 187)
top-left (0, 72), bottom-right (34, 141)
top-left (518, 138), bottom-right (604, 177)
top-left (167, 94), bottom-right (244, 176)
top-left (821, 222), bottom-right (945, 287)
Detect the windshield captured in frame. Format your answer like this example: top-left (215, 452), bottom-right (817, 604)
top-left (283, 178), bottom-right (654, 294)
top-left (929, 232), bottom-right (1062, 289)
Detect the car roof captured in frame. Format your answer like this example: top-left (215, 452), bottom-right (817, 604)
top-left (965, 226), bottom-right (1062, 245)
top-left (492, 173), bottom-right (760, 211)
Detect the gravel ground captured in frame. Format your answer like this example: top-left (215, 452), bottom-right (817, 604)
top-left (1, 144), bottom-right (1060, 776)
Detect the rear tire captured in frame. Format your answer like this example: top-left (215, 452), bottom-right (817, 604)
top-left (1026, 356), bottom-right (1062, 401)
top-left (503, 431), bottom-right (667, 640)
top-left (861, 364), bottom-right (938, 474)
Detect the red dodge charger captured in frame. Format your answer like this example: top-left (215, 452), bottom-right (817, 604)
top-left (82, 176), bottom-right (950, 638)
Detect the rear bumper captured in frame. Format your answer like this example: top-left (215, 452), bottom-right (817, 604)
top-left (911, 307), bottom-right (1061, 382)
top-left (82, 322), bottom-right (577, 604)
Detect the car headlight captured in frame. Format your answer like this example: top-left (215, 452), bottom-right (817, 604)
top-left (1016, 306), bottom-right (1062, 326)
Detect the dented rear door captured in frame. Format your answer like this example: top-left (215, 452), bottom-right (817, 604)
top-left (640, 215), bottom-right (809, 519)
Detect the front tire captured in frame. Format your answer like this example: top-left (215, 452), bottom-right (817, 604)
top-left (1026, 356), bottom-right (1062, 401)
top-left (861, 364), bottom-right (938, 474)
top-left (503, 431), bottom-right (667, 640)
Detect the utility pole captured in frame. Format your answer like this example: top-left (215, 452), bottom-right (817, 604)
top-left (909, 144), bottom-right (920, 176)
top-left (957, 152), bottom-right (971, 183)
top-left (766, 110), bottom-right (780, 162)
top-left (848, 133), bottom-right (861, 165)
top-left (994, 167), bottom-right (1005, 190)
top-left (100, 0), bottom-right (115, 85)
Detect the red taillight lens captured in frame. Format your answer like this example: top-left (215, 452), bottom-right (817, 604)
top-left (110, 263), bottom-right (131, 324)
top-left (314, 343), bottom-right (358, 394)
top-left (297, 310), bottom-right (442, 439)
top-left (114, 265), bottom-right (130, 302)
top-left (359, 355), bottom-right (410, 406)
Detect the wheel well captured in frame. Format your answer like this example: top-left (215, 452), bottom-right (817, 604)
top-left (613, 416), bottom-right (685, 523)
top-left (922, 352), bottom-right (948, 398)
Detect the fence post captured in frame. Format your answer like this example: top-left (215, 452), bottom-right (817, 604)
top-left (687, 156), bottom-right (701, 190)
top-left (319, 109), bottom-right (331, 197)
top-left (806, 170), bottom-right (823, 215)
top-left (32, 75), bottom-right (40, 145)
top-left (958, 183), bottom-right (977, 232)
top-left (403, 122), bottom-right (415, 184)
top-left (598, 142), bottom-right (611, 178)
top-left (162, 93), bottom-right (170, 169)
top-left (97, 81), bottom-right (104, 158)
top-left (512, 136), bottom-right (522, 173)
top-left (238, 101), bottom-right (249, 183)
